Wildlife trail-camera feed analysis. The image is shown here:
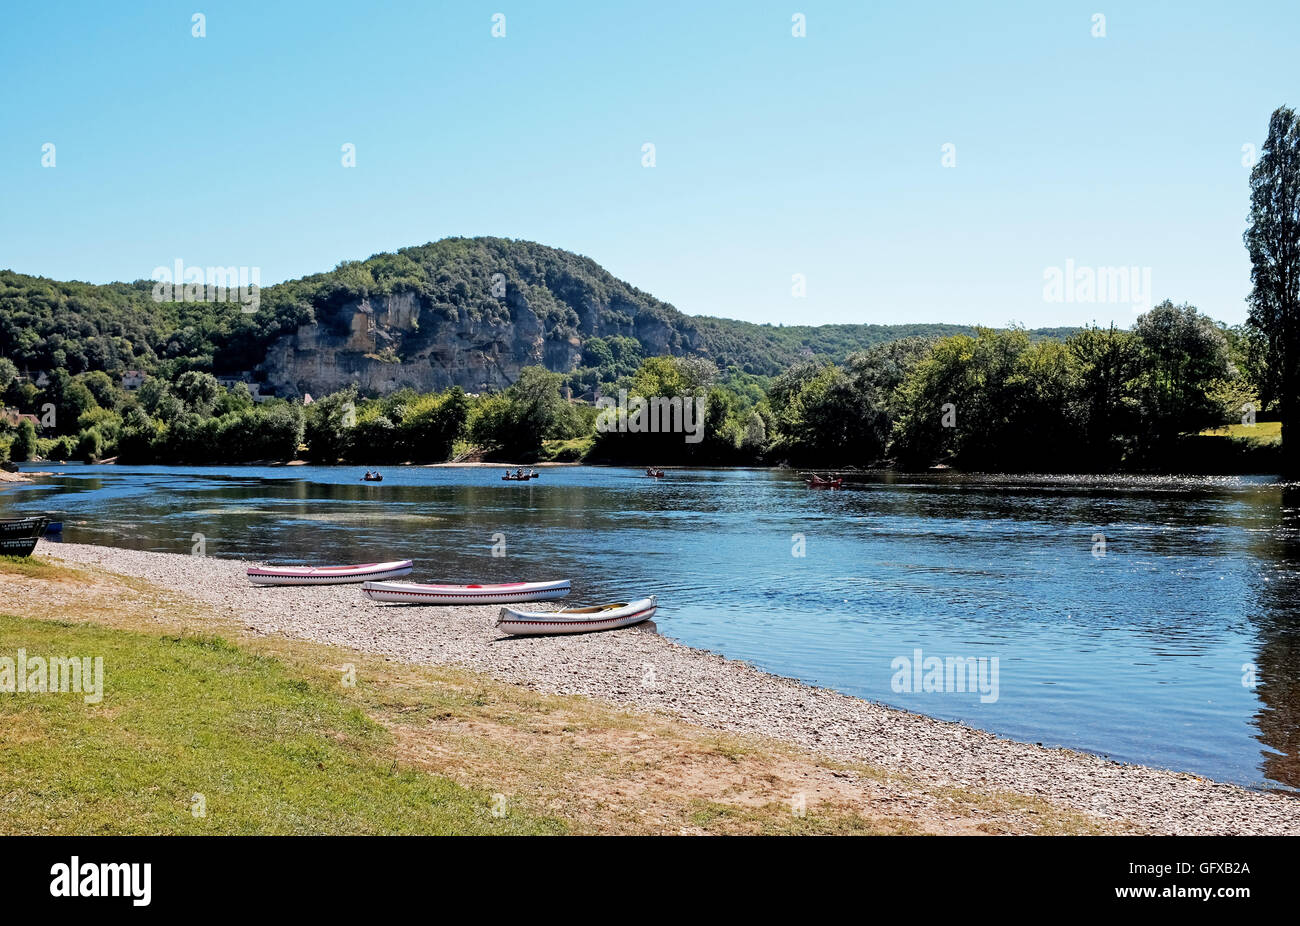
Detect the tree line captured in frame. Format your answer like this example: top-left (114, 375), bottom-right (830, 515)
top-left (0, 299), bottom-right (1277, 472)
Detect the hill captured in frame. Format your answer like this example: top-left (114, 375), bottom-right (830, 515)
top-left (0, 237), bottom-right (1076, 395)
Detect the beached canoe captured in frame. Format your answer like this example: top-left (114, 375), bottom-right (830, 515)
top-left (0, 516), bottom-right (49, 539)
top-left (0, 535), bottom-right (41, 557)
top-left (496, 596), bottom-right (657, 636)
top-left (361, 578), bottom-right (570, 605)
top-left (247, 560), bottom-right (413, 586)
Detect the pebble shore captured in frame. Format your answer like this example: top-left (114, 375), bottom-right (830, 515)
top-left (44, 541), bottom-right (1300, 835)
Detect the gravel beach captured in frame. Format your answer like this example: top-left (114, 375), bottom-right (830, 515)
top-left (41, 541), bottom-right (1300, 835)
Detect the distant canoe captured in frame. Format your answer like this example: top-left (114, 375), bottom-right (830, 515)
top-left (805, 477), bottom-right (842, 489)
top-left (362, 578), bottom-right (570, 605)
top-left (361, 475), bottom-right (383, 482)
top-left (500, 473), bottom-right (540, 481)
top-left (496, 596), bottom-right (658, 636)
top-left (247, 559), bottom-right (413, 586)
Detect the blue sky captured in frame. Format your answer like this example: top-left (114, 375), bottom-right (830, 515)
top-left (1, 1), bottom-right (1295, 328)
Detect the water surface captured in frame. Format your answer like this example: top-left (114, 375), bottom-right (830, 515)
top-left (8, 463), bottom-right (1300, 791)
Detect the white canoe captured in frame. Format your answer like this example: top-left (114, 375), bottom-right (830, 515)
top-left (496, 596), bottom-right (657, 636)
top-left (247, 560), bottom-right (413, 586)
top-left (361, 578), bottom-right (570, 605)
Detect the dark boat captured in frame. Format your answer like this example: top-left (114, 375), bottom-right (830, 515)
top-left (361, 474), bottom-right (383, 482)
top-left (0, 535), bottom-right (42, 557)
top-left (0, 516), bottom-right (49, 539)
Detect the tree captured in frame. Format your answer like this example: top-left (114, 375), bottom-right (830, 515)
top-left (1245, 105), bottom-right (1300, 476)
top-left (10, 420), bottom-right (37, 461)
top-left (1132, 301), bottom-right (1230, 448)
top-left (172, 371), bottom-right (221, 415)
top-left (1068, 324), bottom-right (1141, 467)
top-left (0, 357), bottom-right (18, 395)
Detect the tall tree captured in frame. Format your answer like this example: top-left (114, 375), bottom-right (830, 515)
top-left (1245, 106), bottom-right (1300, 476)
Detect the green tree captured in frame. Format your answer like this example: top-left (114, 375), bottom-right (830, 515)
top-left (1068, 324), bottom-right (1141, 467)
top-left (1244, 105), bottom-right (1300, 475)
top-left (1132, 301), bottom-right (1230, 448)
top-left (172, 371), bottom-right (221, 415)
top-left (10, 419), bottom-right (37, 461)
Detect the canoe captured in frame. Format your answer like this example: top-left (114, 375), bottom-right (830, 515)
top-left (247, 559), bottom-right (413, 586)
top-left (0, 535), bottom-right (41, 557)
top-left (496, 596), bottom-right (658, 636)
top-left (0, 516), bottom-right (49, 539)
top-left (500, 474), bottom-right (539, 481)
top-left (362, 475), bottom-right (383, 482)
top-left (362, 578), bottom-right (570, 605)
top-left (805, 478), bottom-right (842, 489)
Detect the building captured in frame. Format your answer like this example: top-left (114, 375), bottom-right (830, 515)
top-left (1, 408), bottom-right (40, 428)
top-left (122, 370), bottom-right (145, 390)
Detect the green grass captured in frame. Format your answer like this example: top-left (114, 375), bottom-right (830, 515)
top-left (538, 435), bottom-right (594, 462)
top-left (1197, 420), bottom-right (1282, 444)
top-left (0, 614), bottom-right (565, 835)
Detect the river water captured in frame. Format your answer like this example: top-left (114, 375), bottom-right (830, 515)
top-left (7, 463), bottom-right (1299, 791)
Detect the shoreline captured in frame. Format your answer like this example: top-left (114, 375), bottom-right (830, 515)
top-left (31, 540), bottom-right (1300, 835)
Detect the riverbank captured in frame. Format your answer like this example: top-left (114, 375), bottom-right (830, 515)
top-left (2, 547), bottom-right (1108, 835)
top-left (16, 541), bottom-right (1300, 835)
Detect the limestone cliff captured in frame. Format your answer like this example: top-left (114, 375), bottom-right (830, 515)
top-left (256, 239), bottom-right (703, 397)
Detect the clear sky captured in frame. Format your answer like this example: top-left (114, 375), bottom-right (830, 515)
top-left (1, 1), bottom-right (1296, 328)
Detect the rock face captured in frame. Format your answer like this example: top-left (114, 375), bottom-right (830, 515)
top-left (259, 282), bottom-right (699, 398)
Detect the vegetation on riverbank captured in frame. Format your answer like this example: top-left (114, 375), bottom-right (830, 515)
top-left (0, 299), bottom-right (1279, 472)
top-left (0, 554), bottom-right (1123, 835)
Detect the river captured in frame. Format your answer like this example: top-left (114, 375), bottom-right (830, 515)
top-left (7, 463), bottom-right (1299, 791)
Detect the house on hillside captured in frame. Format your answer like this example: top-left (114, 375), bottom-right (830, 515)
top-left (122, 370), bottom-right (145, 390)
top-left (1, 408), bottom-right (40, 429)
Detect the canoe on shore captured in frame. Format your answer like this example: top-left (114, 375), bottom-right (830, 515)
top-left (496, 596), bottom-right (658, 636)
top-left (0, 535), bottom-right (42, 557)
top-left (362, 578), bottom-right (570, 605)
top-left (0, 516), bottom-right (50, 539)
top-left (247, 560), bottom-right (414, 586)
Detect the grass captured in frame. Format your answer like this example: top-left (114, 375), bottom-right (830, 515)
top-left (538, 436), bottom-right (594, 462)
top-left (0, 613), bottom-right (563, 835)
top-left (1197, 420), bottom-right (1282, 444)
top-left (0, 555), bottom-right (1133, 835)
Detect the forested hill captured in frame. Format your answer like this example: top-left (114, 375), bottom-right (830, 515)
top-left (0, 237), bottom-right (1075, 391)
